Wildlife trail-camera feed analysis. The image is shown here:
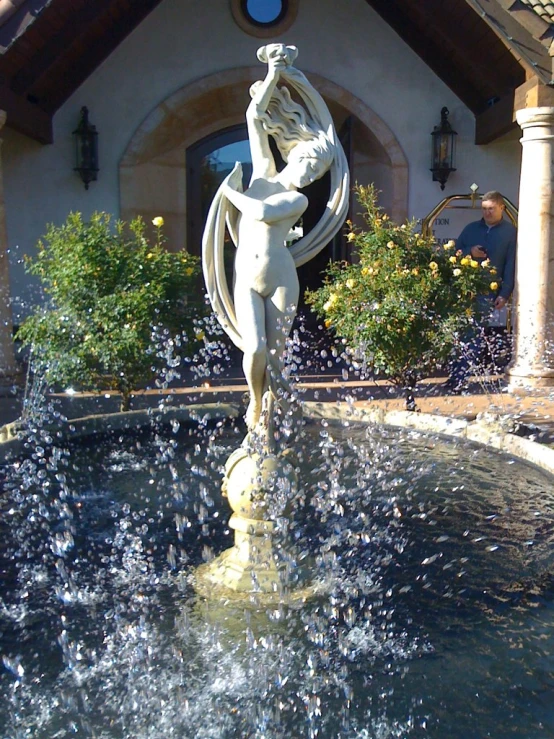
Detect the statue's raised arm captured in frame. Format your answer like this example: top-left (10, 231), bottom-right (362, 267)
top-left (202, 44), bottom-right (349, 436)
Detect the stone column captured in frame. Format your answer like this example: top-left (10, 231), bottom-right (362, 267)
top-left (0, 111), bottom-right (22, 392)
top-left (508, 107), bottom-right (554, 390)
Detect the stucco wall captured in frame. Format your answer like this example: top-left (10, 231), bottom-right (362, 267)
top-left (3, 0), bottom-right (521, 320)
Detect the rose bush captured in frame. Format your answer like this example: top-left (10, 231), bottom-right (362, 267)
top-left (305, 185), bottom-right (498, 409)
top-left (18, 212), bottom-right (204, 410)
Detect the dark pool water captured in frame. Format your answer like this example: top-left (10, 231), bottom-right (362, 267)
top-left (1, 418), bottom-right (553, 738)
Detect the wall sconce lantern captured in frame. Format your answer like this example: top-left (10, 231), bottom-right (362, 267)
top-left (73, 106), bottom-right (98, 190)
top-left (430, 107), bottom-right (457, 190)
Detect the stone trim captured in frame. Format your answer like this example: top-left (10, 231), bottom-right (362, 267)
top-left (304, 402), bottom-right (554, 477)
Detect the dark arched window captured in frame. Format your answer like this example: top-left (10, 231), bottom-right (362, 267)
top-left (187, 125), bottom-right (251, 258)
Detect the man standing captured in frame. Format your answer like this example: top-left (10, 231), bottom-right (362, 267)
top-left (446, 191), bottom-right (517, 392)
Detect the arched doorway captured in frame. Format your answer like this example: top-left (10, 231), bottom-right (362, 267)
top-left (119, 69), bottom-right (409, 356)
top-left (120, 68), bottom-right (408, 247)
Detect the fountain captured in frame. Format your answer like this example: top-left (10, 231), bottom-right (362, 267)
top-left (1, 43), bottom-right (554, 739)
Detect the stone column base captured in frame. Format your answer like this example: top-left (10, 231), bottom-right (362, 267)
top-left (508, 366), bottom-right (554, 391)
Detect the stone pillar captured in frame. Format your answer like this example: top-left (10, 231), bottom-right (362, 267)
top-left (0, 111), bottom-right (22, 392)
top-left (508, 107), bottom-right (554, 389)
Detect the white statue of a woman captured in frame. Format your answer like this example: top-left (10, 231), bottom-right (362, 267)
top-left (202, 44), bottom-right (349, 432)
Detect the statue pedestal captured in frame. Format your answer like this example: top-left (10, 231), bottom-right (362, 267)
top-left (194, 446), bottom-right (307, 597)
top-left (196, 514), bottom-right (281, 593)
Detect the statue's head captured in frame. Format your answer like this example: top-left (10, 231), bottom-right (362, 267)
top-left (257, 44), bottom-right (298, 67)
top-left (284, 136), bottom-right (334, 189)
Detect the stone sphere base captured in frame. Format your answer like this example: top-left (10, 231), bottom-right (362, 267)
top-left (194, 447), bottom-right (302, 595)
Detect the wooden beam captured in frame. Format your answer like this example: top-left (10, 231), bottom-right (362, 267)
top-left (475, 92), bottom-right (516, 144)
top-left (10, 0), bottom-right (113, 96)
top-left (514, 76), bottom-right (554, 111)
top-left (409, 0), bottom-right (522, 97)
top-left (463, 0), bottom-right (552, 84)
top-left (0, 83), bottom-right (52, 143)
top-left (475, 78), bottom-right (554, 144)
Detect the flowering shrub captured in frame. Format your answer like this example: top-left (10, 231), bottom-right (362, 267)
top-left (305, 185), bottom-right (499, 408)
top-left (18, 213), bottom-right (204, 410)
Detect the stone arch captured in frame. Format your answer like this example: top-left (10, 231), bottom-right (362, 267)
top-left (119, 67), bottom-right (408, 252)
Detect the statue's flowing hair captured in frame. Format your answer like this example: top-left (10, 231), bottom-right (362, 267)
top-left (250, 82), bottom-right (334, 170)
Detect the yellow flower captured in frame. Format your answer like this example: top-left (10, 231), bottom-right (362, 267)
top-left (449, 255), bottom-right (457, 263)
top-left (146, 252), bottom-right (154, 259)
top-left (387, 241), bottom-right (395, 249)
top-left (346, 278), bottom-right (356, 289)
top-left (460, 257), bottom-right (470, 266)
top-left (453, 268), bottom-right (461, 276)
top-left (444, 240), bottom-right (456, 250)
top-left (470, 260), bottom-right (479, 268)
top-left (490, 268), bottom-right (497, 275)
top-left (382, 214), bottom-right (389, 221)
top-left (152, 216), bottom-right (164, 227)
top-left (411, 267), bottom-right (419, 276)
top-left (429, 261), bottom-right (438, 270)
top-left (490, 281), bottom-right (499, 291)
top-left (324, 319), bottom-right (332, 328)
top-left (195, 330), bottom-right (205, 341)
top-left (185, 267), bottom-right (195, 276)
top-left (323, 293), bottom-right (338, 312)
top-left (347, 232), bottom-right (356, 242)
top-left (374, 218), bottom-right (382, 227)
top-left (361, 267), bottom-right (369, 276)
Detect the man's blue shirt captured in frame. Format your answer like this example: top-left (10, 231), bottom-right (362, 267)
top-left (456, 217), bottom-right (516, 299)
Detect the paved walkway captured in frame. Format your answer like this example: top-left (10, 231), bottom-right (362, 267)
top-left (2, 373), bottom-right (554, 446)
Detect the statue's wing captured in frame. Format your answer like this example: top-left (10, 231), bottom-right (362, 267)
top-left (202, 176), bottom-right (244, 352)
top-left (283, 68), bottom-right (350, 267)
top-left (225, 202), bottom-right (240, 249)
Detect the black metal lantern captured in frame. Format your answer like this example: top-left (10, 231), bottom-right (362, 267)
top-left (430, 107), bottom-right (457, 190)
top-left (73, 107), bottom-right (98, 190)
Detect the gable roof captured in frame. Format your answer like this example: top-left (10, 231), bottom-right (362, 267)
top-left (0, 0), bottom-right (552, 144)
top-left (0, 0), bottom-right (164, 143)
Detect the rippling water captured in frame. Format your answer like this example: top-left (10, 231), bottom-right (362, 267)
top-left (1, 419), bottom-right (553, 738)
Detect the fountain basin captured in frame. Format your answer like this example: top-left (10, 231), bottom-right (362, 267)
top-left (1, 404), bottom-right (554, 737)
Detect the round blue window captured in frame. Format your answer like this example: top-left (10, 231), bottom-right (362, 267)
top-left (242, 0), bottom-right (287, 26)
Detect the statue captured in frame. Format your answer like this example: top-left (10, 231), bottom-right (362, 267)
top-left (203, 43), bottom-right (349, 437)
top-left (197, 44), bottom-right (349, 594)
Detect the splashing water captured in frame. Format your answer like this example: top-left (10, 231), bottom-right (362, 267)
top-left (1, 410), bottom-right (554, 738)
